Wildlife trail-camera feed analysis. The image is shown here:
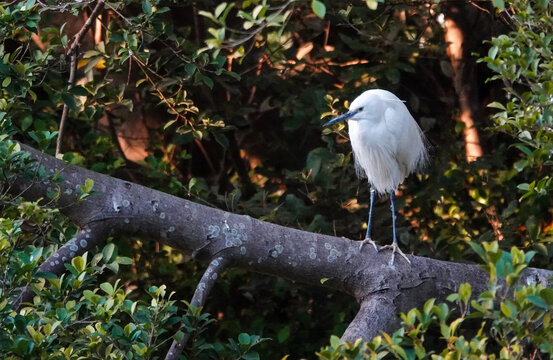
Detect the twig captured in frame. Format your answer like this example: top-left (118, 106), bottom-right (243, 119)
top-left (468, 0), bottom-right (491, 14)
top-left (56, 52), bottom-right (76, 156)
top-left (223, 1), bottom-right (293, 48)
top-left (30, 32), bottom-right (47, 53)
top-left (66, 0), bottom-right (106, 57)
top-left (56, 0), bottom-right (105, 156)
top-left (164, 257), bottom-right (228, 360)
top-left (131, 54), bottom-right (191, 126)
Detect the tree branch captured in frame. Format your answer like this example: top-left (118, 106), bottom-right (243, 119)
top-left (56, 52), bottom-right (77, 156)
top-left (56, 0), bottom-right (105, 156)
top-left (165, 257), bottom-right (229, 360)
top-left (10, 142), bottom-right (553, 341)
top-left (67, 0), bottom-right (106, 56)
top-left (341, 296), bottom-right (396, 342)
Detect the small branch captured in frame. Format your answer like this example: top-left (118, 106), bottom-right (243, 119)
top-left (56, 0), bottom-right (105, 156)
top-left (222, 1), bottom-right (292, 48)
top-left (56, 52), bottom-right (77, 156)
top-left (30, 32), bottom-right (47, 53)
top-left (11, 222), bottom-right (109, 310)
top-left (131, 54), bottom-right (192, 128)
top-left (67, 0), bottom-right (105, 56)
top-left (164, 257), bottom-right (229, 360)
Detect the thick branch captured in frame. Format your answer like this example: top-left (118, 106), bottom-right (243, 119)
top-left (10, 142), bottom-right (553, 341)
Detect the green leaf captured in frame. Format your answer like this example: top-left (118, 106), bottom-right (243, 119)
top-left (423, 298), bottom-right (435, 315)
top-left (185, 63), bottom-right (196, 75)
top-left (202, 75), bottom-right (214, 89)
top-left (103, 243), bottom-right (115, 262)
top-left (214, 2), bottom-right (227, 18)
top-left (488, 46), bottom-right (498, 60)
top-left (277, 326), bottom-right (290, 343)
top-left (2, 77), bottom-right (11, 87)
top-left (492, 0), bottom-right (505, 9)
top-left (500, 302), bottom-right (512, 317)
top-left (69, 86), bottom-right (89, 96)
top-left (61, 93), bottom-right (77, 110)
top-left (311, 0), bottom-right (326, 18)
top-left (116, 256), bottom-right (133, 265)
top-left (142, 0), bottom-right (152, 15)
top-left (469, 242), bottom-right (486, 261)
top-left (527, 295), bottom-right (549, 309)
top-left (459, 283), bottom-right (471, 304)
top-left (82, 50), bottom-right (100, 59)
top-left (487, 101), bottom-right (505, 110)
top-left (28, 89), bottom-right (37, 102)
top-left (520, 130), bottom-right (532, 140)
top-left (213, 132), bottom-right (229, 148)
top-left (84, 178), bottom-right (94, 192)
top-left (366, 0), bottom-right (378, 10)
top-left (174, 331), bottom-right (184, 342)
top-left (238, 333), bottom-right (251, 344)
top-left (330, 335), bottom-right (341, 348)
top-left (21, 115), bottom-right (32, 131)
top-left (540, 288), bottom-right (553, 306)
top-left (242, 352), bottom-right (260, 360)
top-left (71, 256), bottom-right (85, 273)
top-left (100, 282), bottom-right (114, 295)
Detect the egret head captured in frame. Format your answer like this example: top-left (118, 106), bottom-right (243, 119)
top-left (322, 90), bottom-right (387, 127)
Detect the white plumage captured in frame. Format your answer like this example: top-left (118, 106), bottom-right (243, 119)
top-left (347, 89), bottom-right (428, 194)
top-left (323, 89), bottom-right (429, 265)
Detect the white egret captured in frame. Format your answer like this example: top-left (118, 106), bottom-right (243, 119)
top-left (323, 89), bottom-right (429, 265)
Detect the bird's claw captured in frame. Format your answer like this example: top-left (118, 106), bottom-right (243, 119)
top-left (359, 238), bottom-right (379, 252)
top-left (379, 243), bottom-right (411, 265)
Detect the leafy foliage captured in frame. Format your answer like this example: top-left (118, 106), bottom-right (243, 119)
top-left (318, 243), bottom-right (553, 359)
top-left (0, 130), bottom-right (267, 358)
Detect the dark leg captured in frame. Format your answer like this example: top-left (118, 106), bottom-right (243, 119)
top-left (379, 191), bottom-right (411, 265)
top-left (359, 187), bottom-right (378, 252)
top-left (390, 191), bottom-right (397, 246)
top-left (366, 187), bottom-right (376, 239)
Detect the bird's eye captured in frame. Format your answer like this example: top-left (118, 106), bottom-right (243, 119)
top-left (357, 107), bottom-right (364, 112)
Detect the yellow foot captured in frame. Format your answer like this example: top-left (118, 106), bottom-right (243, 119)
top-left (379, 243), bottom-right (411, 265)
top-left (359, 238), bottom-right (378, 252)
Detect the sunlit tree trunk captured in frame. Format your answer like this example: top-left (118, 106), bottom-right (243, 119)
top-left (444, 17), bottom-right (483, 162)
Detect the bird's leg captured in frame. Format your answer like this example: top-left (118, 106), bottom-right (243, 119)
top-left (379, 191), bottom-right (411, 265)
top-left (359, 187), bottom-right (378, 252)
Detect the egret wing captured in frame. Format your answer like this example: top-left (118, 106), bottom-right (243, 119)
top-left (383, 101), bottom-right (428, 176)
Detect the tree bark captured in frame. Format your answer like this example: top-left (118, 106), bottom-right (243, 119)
top-left (9, 143), bottom-right (553, 343)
